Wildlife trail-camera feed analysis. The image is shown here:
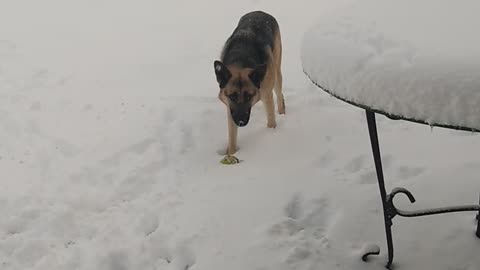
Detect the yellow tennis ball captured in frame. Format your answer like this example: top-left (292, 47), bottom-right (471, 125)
top-left (220, 155), bottom-right (240, 165)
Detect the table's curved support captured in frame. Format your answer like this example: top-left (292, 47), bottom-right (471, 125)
top-left (363, 110), bottom-right (480, 269)
top-left (391, 189), bottom-right (480, 217)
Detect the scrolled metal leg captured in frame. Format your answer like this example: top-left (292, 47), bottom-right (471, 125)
top-left (362, 244), bottom-right (380, 261)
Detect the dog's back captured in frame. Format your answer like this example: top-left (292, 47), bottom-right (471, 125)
top-left (221, 11), bottom-right (279, 69)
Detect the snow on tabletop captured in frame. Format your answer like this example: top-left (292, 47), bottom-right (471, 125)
top-left (302, 0), bottom-right (480, 130)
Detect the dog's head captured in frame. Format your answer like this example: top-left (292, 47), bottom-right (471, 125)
top-left (214, 60), bottom-right (267, 127)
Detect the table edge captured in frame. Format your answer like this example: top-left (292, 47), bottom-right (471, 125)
top-left (303, 70), bottom-right (480, 133)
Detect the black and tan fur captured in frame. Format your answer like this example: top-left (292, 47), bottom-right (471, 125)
top-left (214, 11), bottom-right (285, 155)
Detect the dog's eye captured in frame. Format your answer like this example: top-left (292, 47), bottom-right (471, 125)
top-left (228, 93), bottom-right (239, 102)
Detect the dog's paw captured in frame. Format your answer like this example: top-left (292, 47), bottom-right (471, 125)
top-left (267, 122), bottom-right (277, 128)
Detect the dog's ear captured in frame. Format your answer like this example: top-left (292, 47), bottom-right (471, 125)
top-left (248, 64), bottom-right (267, 89)
top-left (214, 60), bottom-right (231, 88)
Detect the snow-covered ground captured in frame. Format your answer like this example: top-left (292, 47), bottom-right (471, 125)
top-left (1, 1), bottom-right (479, 270)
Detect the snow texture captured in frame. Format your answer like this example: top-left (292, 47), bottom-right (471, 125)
top-left (1, 1), bottom-right (480, 270)
top-left (302, 0), bottom-right (480, 130)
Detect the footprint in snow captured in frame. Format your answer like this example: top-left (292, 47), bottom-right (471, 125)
top-left (266, 194), bottom-right (333, 266)
top-left (270, 195), bottom-right (331, 238)
top-left (284, 193), bottom-right (303, 220)
top-left (283, 196), bottom-right (335, 266)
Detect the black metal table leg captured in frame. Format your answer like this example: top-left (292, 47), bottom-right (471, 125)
top-left (477, 195), bottom-right (480, 238)
top-left (364, 110), bottom-right (395, 269)
top-left (362, 110), bottom-right (480, 269)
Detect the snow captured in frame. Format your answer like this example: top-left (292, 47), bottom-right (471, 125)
top-left (302, 0), bottom-right (480, 130)
top-left (1, 1), bottom-right (480, 270)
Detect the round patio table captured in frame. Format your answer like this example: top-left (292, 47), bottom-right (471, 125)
top-left (302, 0), bottom-right (480, 268)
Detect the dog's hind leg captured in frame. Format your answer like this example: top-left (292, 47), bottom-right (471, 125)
top-left (227, 111), bottom-right (238, 155)
top-left (274, 69), bottom-right (285, 115)
top-left (273, 30), bottom-right (285, 115)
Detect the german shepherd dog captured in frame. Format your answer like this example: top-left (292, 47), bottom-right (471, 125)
top-left (214, 11), bottom-right (285, 155)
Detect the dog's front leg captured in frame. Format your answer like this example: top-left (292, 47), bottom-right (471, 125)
top-left (227, 111), bottom-right (238, 155)
top-left (262, 90), bottom-right (276, 128)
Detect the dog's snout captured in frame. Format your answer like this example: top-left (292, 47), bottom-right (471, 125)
top-left (231, 106), bottom-right (251, 127)
top-left (233, 115), bottom-right (249, 127)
